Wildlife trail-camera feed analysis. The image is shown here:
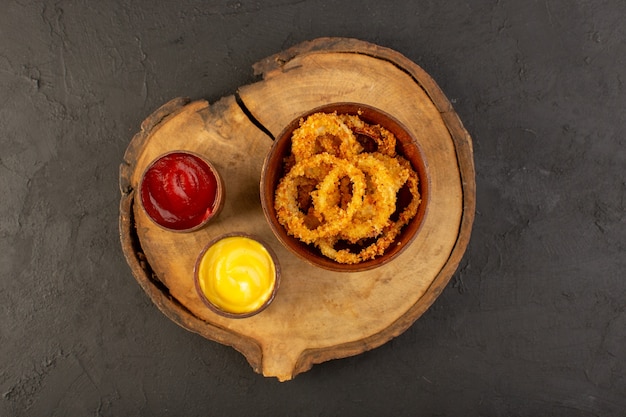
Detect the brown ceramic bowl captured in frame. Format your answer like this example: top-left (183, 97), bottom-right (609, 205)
top-left (139, 150), bottom-right (225, 233)
top-left (260, 103), bottom-right (430, 272)
top-left (194, 233), bottom-right (281, 319)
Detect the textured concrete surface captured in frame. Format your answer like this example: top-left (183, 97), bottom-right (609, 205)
top-left (1, 1), bottom-right (624, 416)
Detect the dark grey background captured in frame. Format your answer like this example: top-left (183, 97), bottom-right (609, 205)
top-left (1, 1), bottom-right (624, 416)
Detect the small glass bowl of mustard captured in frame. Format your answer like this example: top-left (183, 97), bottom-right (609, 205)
top-left (194, 233), bottom-right (280, 319)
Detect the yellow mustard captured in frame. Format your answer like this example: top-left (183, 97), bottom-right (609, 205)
top-left (197, 236), bottom-right (276, 315)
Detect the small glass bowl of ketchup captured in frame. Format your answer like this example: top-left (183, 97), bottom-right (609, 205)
top-left (139, 151), bottom-right (224, 232)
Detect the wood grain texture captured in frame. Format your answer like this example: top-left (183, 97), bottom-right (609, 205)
top-left (119, 38), bottom-right (475, 381)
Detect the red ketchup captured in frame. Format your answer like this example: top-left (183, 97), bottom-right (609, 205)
top-left (140, 152), bottom-right (218, 231)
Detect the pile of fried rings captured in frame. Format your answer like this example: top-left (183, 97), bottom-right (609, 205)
top-left (274, 112), bottom-right (421, 264)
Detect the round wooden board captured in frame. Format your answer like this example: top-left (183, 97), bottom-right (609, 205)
top-left (119, 38), bottom-right (475, 381)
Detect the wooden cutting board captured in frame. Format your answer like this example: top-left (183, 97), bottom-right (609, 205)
top-left (119, 37), bottom-right (475, 381)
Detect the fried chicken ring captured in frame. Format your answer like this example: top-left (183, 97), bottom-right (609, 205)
top-left (315, 160), bottom-right (421, 265)
top-left (339, 114), bottom-right (397, 156)
top-left (274, 153), bottom-right (366, 244)
top-left (338, 153), bottom-right (408, 243)
top-left (291, 112), bottom-right (363, 162)
top-left (311, 160), bottom-right (366, 230)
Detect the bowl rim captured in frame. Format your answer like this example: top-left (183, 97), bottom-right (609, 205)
top-left (260, 102), bottom-right (430, 273)
top-left (193, 232), bottom-right (281, 319)
top-left (138, 150), bottom-right (225, 233)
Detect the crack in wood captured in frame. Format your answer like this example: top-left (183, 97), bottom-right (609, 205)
top-left (234, 91), bottom-right (275, 140)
